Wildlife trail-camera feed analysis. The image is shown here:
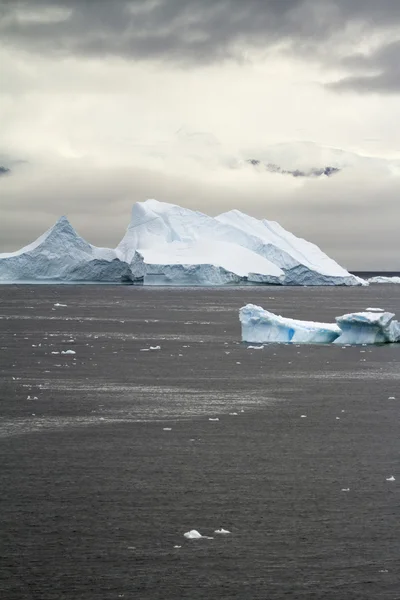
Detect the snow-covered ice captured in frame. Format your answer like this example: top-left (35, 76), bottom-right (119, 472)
top-left (240, 304), bottom-right (400, 345)
top-left (386, 476), bottom-right (395, 481)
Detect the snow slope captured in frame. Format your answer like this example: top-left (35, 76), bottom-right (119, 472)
top-left (217, 210), bottom-right (363, 286)
top-left (240, 304), bottom-right (400, 345)
top-left (0, 216), bottom-right (131, 283)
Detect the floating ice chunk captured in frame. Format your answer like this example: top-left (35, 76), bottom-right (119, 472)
top-left (240, 304), bottom-right (400, 345)
top-left (61, 350), bottom-right (76, 355)
top-left (149, 346), bottom-right (161, 350)
top-left (341, 488), bottom-right (350, 492)
top-left (368, 276), bottom-right (400, 284)
top-left (54, 303), bottom-right (67, 307)
top-left (174, 545), bottom-right (182, 549)
top-left (214, 528), bottom-right (231, 534)
top-left (184, 530), bottom-right (203, 539)
top-left (209, 418), bottom-right (219, 421)
top-left (51, 351), bottom-right (59, 354)
top-left (366, 307), bottom-right (384, 312)
top-left (388, 396), bottom-right (395, 400)
top-left (334, 311), bottom-right (400, 345)
top-left (163, 427), bottom-right (172, 431)
top-left (386, 476), bottom-right (395, 481)
top-left (229, 412), bottom-right (238, 416)
top-left (300, 415), bottom-right (307, 418)
top-left (247, 345), bottom-right (264, 350)
top-left (240, 304), bottom-right (340, 344)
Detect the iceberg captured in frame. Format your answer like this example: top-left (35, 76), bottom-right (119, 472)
top-left (0, 199), bottom-right (364, 286)
top-left (0, 216), bottom-right (132, 283)
top-left (240, 304), bottom-right (340, 344)
top-left (334, 311), bottom-right (400, 345)
top-left (117, 200), bottom-right (363, 286)
top-left (240, 304), bottom-right (400, 345)
top-left (368, 276), bottom-right (400, 284)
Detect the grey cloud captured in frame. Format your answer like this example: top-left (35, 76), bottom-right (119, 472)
top-left (329, 41), bottom-right (400, 93)
top-left (1, 0), bottom-right (400, 68)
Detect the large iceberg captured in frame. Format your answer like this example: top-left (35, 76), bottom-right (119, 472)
top-left (0, 199), bottom-right (364, 286)
top-left (117, 200), bottom-right (363, 287)
top-left (240, 304), bottom-right (400, 345)
top-left (0, 216), bottom-right (132, 283)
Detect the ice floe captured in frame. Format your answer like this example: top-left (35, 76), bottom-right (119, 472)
top-left (183, 530), bottom-right (203, 539)
top-left (240, 304), bottom-right (400, 345)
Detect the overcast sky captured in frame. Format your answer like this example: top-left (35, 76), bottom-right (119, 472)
top-left (1, 0), bottom-right (400, 269)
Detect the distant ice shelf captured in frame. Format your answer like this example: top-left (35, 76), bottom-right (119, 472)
top-left (368, 276), bottom-right (400, 284)
top-left (240, 304), bottom-right (400, 345)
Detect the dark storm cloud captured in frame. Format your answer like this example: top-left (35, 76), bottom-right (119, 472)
top-left (1, 0), bottom-right (400, 69)
top-left (329, 41), bottom-right (400, 93)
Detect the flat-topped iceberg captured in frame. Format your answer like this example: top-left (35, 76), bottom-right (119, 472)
top-left (240, 304), bottom-right (340, 344)
top-left (240, 304), bottom-right (400, 345)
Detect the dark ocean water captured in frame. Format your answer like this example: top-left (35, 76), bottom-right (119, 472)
top-left (0, 285), bottom-right (400, 600)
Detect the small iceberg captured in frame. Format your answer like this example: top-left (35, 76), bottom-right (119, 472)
top-left (183, 530), bottom-right (203, 539)
top-left (386, 476), bottom-right (395, 482)
top-left (214, 528), bottom-right (231, 534)
top-left (239, 304), bottom-right (400, 345)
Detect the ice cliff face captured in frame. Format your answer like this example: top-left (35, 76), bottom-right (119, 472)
top-left (0, 200), bottom-right (364, 286)
top-left (117, 200), bottom-right (362, 286)
top-left (0, 216), bottom-right (132, 283)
